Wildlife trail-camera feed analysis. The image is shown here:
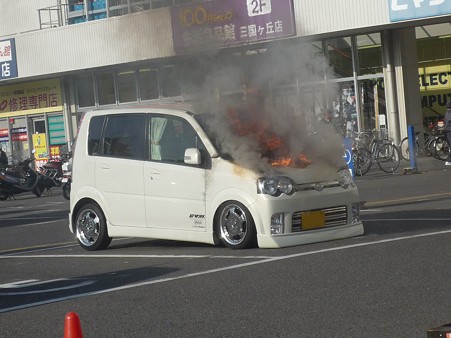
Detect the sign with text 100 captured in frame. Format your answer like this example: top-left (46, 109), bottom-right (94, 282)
top-left (171, 0), bottom-right (295, 53)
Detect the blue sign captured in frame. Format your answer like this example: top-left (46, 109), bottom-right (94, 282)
top-left (0, 38), bottom-right (18, 80)
top-left (388, 0), bottom-right (451, 22)
top-left (343, 138), bottom-right (354, 178)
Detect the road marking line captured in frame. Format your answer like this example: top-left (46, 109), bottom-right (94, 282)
top-left (1, 229), bottom-right (450, 313)
top-left (363, 192), bottom-right (451, 207)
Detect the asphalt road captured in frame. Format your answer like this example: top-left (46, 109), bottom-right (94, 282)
top-left (0, 158), bottom-right (450, 338)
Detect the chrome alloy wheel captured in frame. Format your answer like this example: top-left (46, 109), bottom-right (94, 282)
top-left (219, 203), bottom-right (249, 247)
top-left (76, 208), bottom-right (101, 247)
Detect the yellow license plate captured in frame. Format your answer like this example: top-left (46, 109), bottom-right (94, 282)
top-left (301, 210), bottom-right (325, 230)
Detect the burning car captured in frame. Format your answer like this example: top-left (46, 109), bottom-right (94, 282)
top-left (68, 102), bottom-right (363, 250)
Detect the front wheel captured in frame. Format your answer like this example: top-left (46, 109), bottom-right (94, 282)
top-left (399, 137), bottom-right (419, 161)
top-left (75, 203), bottom-right (112, 251)
top-left (377, 143), bottom-right (400, 173)
top-left (215, 201), bottom-right (256, 249)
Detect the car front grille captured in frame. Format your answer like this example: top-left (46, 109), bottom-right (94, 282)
top-left (291, 206), bottom-right (347, 232)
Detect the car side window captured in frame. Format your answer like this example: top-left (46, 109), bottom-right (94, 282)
top-left (149, 116), bottom-right (204, 163)
top-left (88, 115), bottom-right (105, 156)
top-left (102, 114), bottom-right (146, 160)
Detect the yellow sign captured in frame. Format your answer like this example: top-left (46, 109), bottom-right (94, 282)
top-left (32, 133), bottom-right (48, 161)
top-left (419, 64), bottom-right (451, 91)
top-left (419, 64), bottom-right (451, 117)
top-left (0, 78), bottom-right (62, 117)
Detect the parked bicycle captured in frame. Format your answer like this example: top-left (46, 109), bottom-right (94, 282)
top-left (399, 125), bottom-right (449, 161)
top-left (351, 130), bottom-right (401, 176)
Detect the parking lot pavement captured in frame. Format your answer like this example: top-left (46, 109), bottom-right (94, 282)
top-left (355, 156), bottom-right (451, 207)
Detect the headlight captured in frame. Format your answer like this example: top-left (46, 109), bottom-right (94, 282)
top-left (258, 176), bottom-right (295, 196)
top-left (338, 168), bottom-right (355, 189)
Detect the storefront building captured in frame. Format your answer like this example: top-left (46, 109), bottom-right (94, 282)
top-left (0, 0), bottom-right (450, 161)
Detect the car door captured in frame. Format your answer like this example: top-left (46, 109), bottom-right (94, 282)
top-left (144, 115), bottom-right (206, 231)
top-left (95, 113), bottom-right (147, 227)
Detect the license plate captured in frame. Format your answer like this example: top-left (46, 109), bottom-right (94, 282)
top-left (301, 210), bottom-right (325, 230)
top-left (62, 178), bottom-right (68, 182)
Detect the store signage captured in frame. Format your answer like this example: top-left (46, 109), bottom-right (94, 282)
top-left (170, 0), bottom-right (296, 53)
top-left (0, 39), bottom-right (18, 80)
top-left (11, 127), bottom-right (27, 141)
top-left (388, 0), bottom-right (451, 22)
top-left (419, 64), bottom-right (451, 115)
top-left (0, 78), bottom-right (62, 117)
top-left (0, 128), bottom-right (8, 142)
top-left (48, 115), bottom-right (66, 145)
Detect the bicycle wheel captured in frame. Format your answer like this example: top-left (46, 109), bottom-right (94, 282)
top-left (399, 137), bottom-right (419, 161)
top-left (376, 143), bottom-right (400, 173)
top-left (353, 147), bottom-right (372, 176)
top-left (433, 135), bottom-right (450, 161)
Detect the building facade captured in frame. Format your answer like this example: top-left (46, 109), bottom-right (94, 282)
top-left (0, 0), bottom-right (450, 163)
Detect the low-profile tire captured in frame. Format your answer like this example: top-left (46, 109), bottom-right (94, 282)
top-left (215, 201), bottom-right (256, 249)
top-left (75, 203), bottom-right (112, 251)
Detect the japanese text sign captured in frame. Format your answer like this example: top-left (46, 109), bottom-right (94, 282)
top-left (0, 39), bottom-right (18, 80)
top-left (0, 78), bottom-right (62, 117)
top-left (170, 0), bottom-right (296, 53)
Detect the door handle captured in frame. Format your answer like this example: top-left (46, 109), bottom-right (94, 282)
top-left (99, 164), bottom-right (110, 169)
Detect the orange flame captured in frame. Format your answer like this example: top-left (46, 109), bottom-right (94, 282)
top-left (226, 92), bottom-right (312, 168)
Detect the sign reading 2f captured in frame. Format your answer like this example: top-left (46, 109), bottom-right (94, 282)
top-left (389, 0), bottom-right (451, 22)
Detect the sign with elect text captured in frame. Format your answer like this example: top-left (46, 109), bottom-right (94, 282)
top-left (170, 0), bottom-right (296, 53)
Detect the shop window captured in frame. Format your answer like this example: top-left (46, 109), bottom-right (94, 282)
top-left (96, 72), bottom-right (116, 106)
top-left (357, 33), bottom-right (383, 76)
top-left (117, 69), bottom-right (138, 103)
top-left (327, 37), bottom-right (353, 78)
top-left (139, 68), bottom-right (159, 101)
top-left (76, 74), bottom-right (95, 108)
top-left (161, 66), bottom-right (181, 98)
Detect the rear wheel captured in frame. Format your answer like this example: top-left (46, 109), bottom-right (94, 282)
top-left (433, 136), bottom-right (450, 161)
top-left (216, 201), bottom-right (256, 249)
top-left (353, 147), bottom-right (372, 176)
top-left (75, 203), bottom-right (112, 251)
top-left (32, 187), bottom-right (41, 197)
top-left (62, 181), bottom-right (70, 200)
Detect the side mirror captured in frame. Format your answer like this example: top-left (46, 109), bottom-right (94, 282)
top-left (184, 148), bottom-right (201, 165)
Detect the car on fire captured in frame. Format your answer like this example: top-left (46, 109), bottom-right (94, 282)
top-left (68, 103), bottom-right (364, 250)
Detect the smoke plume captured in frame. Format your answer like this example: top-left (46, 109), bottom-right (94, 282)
top-left (183, 42), bottom-right (346, 175)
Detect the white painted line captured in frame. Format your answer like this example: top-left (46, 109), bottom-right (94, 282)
top-left (1, 254), bottom-right (274, 259)
top-left (0, 220), bottom-right (65, 228)
top-left (1, 229), bottom-right (450, 313)
top-left (363, 218), bottom-right (451, 222)
top-left (0, 281), bottom-right (95, 296)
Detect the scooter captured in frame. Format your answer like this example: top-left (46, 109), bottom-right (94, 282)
top-left (0, 157), bottom-right (43, 200)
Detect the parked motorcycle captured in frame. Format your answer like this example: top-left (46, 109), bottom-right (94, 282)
top-left (61, 155), bottom-right (72, 200)
top-left (0, 157), bottom-right (45, 200)
top-left (38, 157), bottom-right (64, 188)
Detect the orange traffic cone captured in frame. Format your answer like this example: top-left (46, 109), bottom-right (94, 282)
top-left (64, 312), bottom-right (84, 338)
